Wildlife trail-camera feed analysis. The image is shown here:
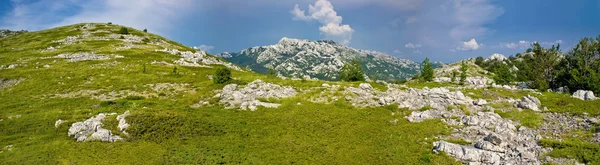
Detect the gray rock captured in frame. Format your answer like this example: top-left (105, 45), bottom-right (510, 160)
top-left (514, 95), bottom-right (541, 111)
top-left (215, 79), bottom-right (296, 111)
top-left (0, 78), bottom-right (25, 90)
top-left (116, 111), bottom-right (130, 135)
top-left (573, 90), bottom-right (597, 100)
top-left (358, 83), bottom-right (373, 90)
top-left (55, 119), bottom-right (64, 128)
top-left (473, 99), bottom-right (488, 106)
top-left (433, 140), bottom-right (501, 164)
top-left (67, 112), bottom-right (127, 142)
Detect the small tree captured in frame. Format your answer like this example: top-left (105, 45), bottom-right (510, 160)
top-left (339, 58), bottom-right (365, 82)
top-left (459, 61), bottom-right (468, 85)
top-left (119, 27), bottom-right (129, 34)
top-left (493, 64), bottom-right (514, 85)
top-left (267, 68), bottom-right (277, 78)
top-left (172, 66), bottom-right (178, 75)
top-left (107, 22), bottom-right (112, 25)
top-left (451, 70), bottom-right (458, 83)
top-left (474, 56), bottom-right (484, 66)
top-left (421, 57), bottom-right (434, 82)
top-left (143, 28), bottom-right (148, 33)
top-left (214, 68), bottom-right (232, 84)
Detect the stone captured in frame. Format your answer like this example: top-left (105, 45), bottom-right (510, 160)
top-left (67, 112), bottom-right (129, 142)
top-left (215, 79), bottom-right (296, 111)
top-left (433, 140), bottom-right (501, 164)
top-left (55, 119), bottom-right (64, 128)
top-left (358, 83), bottom-right (373, 90)
top-left (573, 90), bottom-right (597, 100)
top-left (116, 111), bottom-right (130, 135)
top-left (514, 95), bottom-right (541, 111)
top-left (484, 134), bottom-right (502, 145)
top-left (473, 99), bottom-right (488, 106)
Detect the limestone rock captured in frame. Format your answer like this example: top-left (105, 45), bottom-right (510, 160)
top-left (67, 112), bottom-right (129, 142)
top-left (473, 99), bottom-right (488, 106)
top-left (572, 90), bottom-right (597, 101)
top-left (215, 80), bottom-right (296, 111)
top-left (514, 95), bottom-right (541, 111)
top-left (55, 119), bottom-right (64, 128)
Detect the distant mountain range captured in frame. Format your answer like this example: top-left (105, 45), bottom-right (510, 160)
top-left (217, 37), bottom-right (421, 81)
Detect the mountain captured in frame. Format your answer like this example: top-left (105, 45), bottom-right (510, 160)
top-left (217, 37), bottom-right (420, 81)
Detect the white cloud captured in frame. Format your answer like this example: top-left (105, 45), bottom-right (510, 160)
top-left (456, 38), bottom-right (480, 51)
top-left (291, 0), bottom-right (354, 45)
top-left (194, 45), bottom-right (215, 52)
top-left (413, 50), bottom-right (422, 54)
top-left (448, 0), bottom-right (504, 40)
top-left (393, 50), bottom-right (402, 54)
top-left (500, 40), bottom-right (562, 49)
top-left (1, 0), bottom-right (193, 35)
top-left (405, 43), bottom-right (422, 49)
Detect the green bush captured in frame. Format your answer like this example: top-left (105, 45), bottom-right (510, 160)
top-left (107, 22), bottom-right (112, 25)
top-left (142, 37), bottom-right (150, 43)
top-left (267, 68), bottom-right (277, 78)
top-left (339, 58), bottom-right (365, 82)
top-left (119, 27), bottom-right (129, 34)
top-left (474, 56), bottom-right (484, 66)
top-left (214, 67), bottom-right (232, 84)
top-left (143, 28), bottom-right (148, 33)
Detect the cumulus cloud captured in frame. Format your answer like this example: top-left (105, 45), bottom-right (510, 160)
top-left (194, 45), bottom-right (215, 52)
top-left (1, 0), bottom-right (193, 35)
top-left (405, 43), bottom-right (422, 49)
top-left (291, 0), bottom-right (354, 45)
top-left (455, 38), bottom-right (480, 51)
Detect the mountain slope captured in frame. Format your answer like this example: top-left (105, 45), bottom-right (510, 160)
top-left (217, 37), bottom-right (420, 81)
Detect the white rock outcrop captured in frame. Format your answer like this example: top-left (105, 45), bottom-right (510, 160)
top-left (514, 95), bottom-right (542, 111)
top-left (215, 80), bottom-right (297, 111)
top-left (572, 90), bottom-right (597, 101)
top-left (67, 111), bottom-right (131, 142)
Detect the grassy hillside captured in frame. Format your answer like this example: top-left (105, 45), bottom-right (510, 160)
top-left (0, 23), bottom-right (459, 164)
top-left (2, 23), bottom-right (600, 164)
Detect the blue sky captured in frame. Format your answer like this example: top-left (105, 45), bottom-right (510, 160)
top-left (1, 0), bottom-right (599, 63)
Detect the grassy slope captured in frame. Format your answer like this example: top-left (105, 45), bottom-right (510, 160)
top-left (0, 23), bottom-right (459, 164)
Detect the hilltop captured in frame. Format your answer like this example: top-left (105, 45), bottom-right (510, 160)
top-left (1, 23), bottom-right (599, 164)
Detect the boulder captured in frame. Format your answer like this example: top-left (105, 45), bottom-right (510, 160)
top-left (473, 99), bottom-right (488, 106)
top-left (514, 95), bottom-right (541, 111)
top-left (433, 140), bottom-right (501, 164)
top-left (215, 80), bottom-right (297, 111)
top-left (572, 90), bottom-right (597, 100)
top-left (67, 112), bottom-right (128, 142)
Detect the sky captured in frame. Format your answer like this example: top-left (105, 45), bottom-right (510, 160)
top-left (1, 0), bottom-right (599, 63)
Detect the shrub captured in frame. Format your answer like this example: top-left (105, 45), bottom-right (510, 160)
top-left (107, 22), bottom-right (112, 25)
top-left (421, 57), bottom-right (434, 82)
top-left (143, 28), bottom-right (148, 33)
top-left (142, 37), bottom-right (150, 43)
top-left (267, 68), bottom-right (277, 78)
top-left (214, 67), bottom-right (232, 84)
top-left (119, 27), bottom-right (129, 34)
top-left (339, 58), bottom-right (365, 82)
top-left (119, 36), bottom-right (125, 39)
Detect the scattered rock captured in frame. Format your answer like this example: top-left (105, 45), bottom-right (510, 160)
top-left (55, 119), bottom-right (64, 128)
top-left (433, 140), bottom-right (501, 164)
top-left (514, 95), bottom-right (541, 111)
top-left (215, 80), bottom-right (297, 111)
top-left (156, 48), bottom-right (243, 71)
top-left (572, 90), bottom-right (597, 101)
top-left (0, 78), bottom-right (25, 90)
top-left (473, 99), bottom-right (488, 106)
top-left (345, 85), bottom-right (472, 110)
top-left (67, 112), bottom-right (128, 142)
top-left (52, 52), bottom-right (113, 62)
top-left (116, 111), bottom-right (130, 135)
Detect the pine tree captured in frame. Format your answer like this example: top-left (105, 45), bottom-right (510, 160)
top-left (493, 64), bottom-right (514, 85)
top-left (451, 70), bottom-right (458, 83)
top-left (421, 57), bottom-right (434, 82)
top-left (459, 61), bottom-right (468, 85)
top-left (339, 59), bottom-right (365, 82)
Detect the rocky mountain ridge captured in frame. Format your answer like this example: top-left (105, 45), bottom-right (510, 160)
top-left (217, 37), bottom-right (420, 81)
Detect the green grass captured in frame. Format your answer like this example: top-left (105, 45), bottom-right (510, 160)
top-left (494, 109), bottom-right (542, 128)
top-left (540, 138), bottom-right (600, 164)
top-left (463, 88), bottom-right (530, 100)
top-left (0, 23), bottom-right (460, 164)
top-left (539, 92), bottom-right (600, 116)
top-left (405, 81), bottom-right (456, 89)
